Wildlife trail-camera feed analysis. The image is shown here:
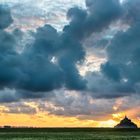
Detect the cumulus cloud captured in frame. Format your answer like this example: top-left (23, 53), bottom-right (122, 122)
top-left (86, 0), bottom-right (140, 98)
top-left (1, 0), bottom-right (140, 108)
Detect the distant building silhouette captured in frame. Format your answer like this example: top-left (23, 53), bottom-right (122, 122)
top-left (4, 126), bottom-right (11, 128)
top-left (114, 116), bottom-right (138, 128)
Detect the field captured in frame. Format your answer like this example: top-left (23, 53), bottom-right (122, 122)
top-left (0, 128), bottom-right (140, 140)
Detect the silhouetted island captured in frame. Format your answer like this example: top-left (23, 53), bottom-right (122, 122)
top-left (114, 116), bottom-right (138, 128)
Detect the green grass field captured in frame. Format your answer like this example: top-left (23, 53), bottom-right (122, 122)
top-left (0, 128), bottom-right (140, 140)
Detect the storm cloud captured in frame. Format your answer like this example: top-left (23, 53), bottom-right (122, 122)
top-left (87, 0), bottom-right (140, 98)
top-left (0, 0), bottom-right (140, 104)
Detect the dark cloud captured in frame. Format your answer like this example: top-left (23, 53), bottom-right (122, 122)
top-left (0, 88), bottom-right (18, 103)
top-left (101, 62), bottom-right (121, 81)
top-left (20, 25), bottom-right (64, 92)
top-left (124, 0), bottom-right (140, 24)
top-left (0, 88), bottom-right (54, 103)
top-left (87, 0), bottom-right (140, 98)
top-left (0, 5), bottom-right (13, 29)
top-left (0, 0), bottom-right (138, 119)
top-left (65, 0), bottom-right (122, 40)
top-left (86, 72), bottom-right (133, 99)
top-left (86, 0), bottom-right (122, 30)
top-left (1, 0), bottom-right (137, 103)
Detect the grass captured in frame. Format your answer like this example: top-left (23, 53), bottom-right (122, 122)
top-left (0, 128), bottom-right (140, 140)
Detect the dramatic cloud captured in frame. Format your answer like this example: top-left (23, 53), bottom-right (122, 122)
top-left (0, 0), bottom-right (122, 103)
top-left (0, 0), bottom-right (140, 116)
top-left (44, 93), bottom-right (140, 120)
top-left (2, 92), bottom-right (140, 123)
top-left (87, 0), bottom-right (140, 98)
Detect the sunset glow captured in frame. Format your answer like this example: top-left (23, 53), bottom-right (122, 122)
top-left (0, 100), bottom-right (139, 128)
top-left (0, 0), bottom-right (140, 128)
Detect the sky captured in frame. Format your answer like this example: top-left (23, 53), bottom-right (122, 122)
top-left (0, 0), bottom-right (140, 128)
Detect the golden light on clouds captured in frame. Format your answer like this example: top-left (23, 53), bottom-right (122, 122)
top-left (24, 102), bottom-right (39, 112)
top-left (0, 98), bottom-right (139, 128)
top-left (0, 106), bottom-right (139, 128)
top-left (0, 113), bottom-right (117, 128)
top-left (112, 112), bottom-right (125, 121)
top-left (112, 109), bottom-right (140, 127)
top-left (0, 0), bottom-right (140, 130)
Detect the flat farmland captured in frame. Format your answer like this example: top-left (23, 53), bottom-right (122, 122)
top-left (0, 128), bottom-right (140, 140)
